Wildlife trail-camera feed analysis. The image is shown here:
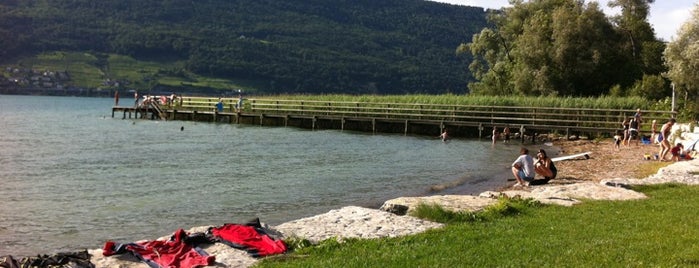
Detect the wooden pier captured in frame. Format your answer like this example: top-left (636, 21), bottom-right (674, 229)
top-left (113, 97), bottom-right (676, 139)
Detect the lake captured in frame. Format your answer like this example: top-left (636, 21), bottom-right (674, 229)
top-left (0, 94), bottom-right (522, 256)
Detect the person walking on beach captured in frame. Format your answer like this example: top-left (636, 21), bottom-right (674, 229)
top-left (621, 117), bottom-right (630, 146)
top-left (511, 147), bottom-right (534, 187)
top-left (627, 117), bottom-right (639, 146)
top-left (658, 118), bottom-right (676, 161)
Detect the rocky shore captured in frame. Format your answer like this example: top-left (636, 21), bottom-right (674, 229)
top-left (86, 139), bottom-right (699, 267)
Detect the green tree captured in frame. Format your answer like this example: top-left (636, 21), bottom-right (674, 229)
top-left (628, 74), bottom-right (668, 100)
top-left (608, 0), bottom-right (666, 85)
top-left (664, 4), bottom-right (699, 119)
top-left (463, 0), bottom-right (668, 98)
top-left (464, 0), bottom-right (622, 96)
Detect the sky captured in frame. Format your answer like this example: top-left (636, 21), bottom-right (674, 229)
top-left (430, 0), bottom-right (698, 41)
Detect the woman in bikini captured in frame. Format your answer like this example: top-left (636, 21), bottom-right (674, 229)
top-left (532, 149), bottom-right (557, 185)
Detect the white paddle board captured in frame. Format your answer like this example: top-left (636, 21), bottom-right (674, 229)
top-left (552, 151), bottom-right (591, 162)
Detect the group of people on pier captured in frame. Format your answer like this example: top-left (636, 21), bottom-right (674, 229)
top-left (113, 90), bottom-right (179, 108)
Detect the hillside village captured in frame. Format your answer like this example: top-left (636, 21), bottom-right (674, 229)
top-left (0, 66), bottom-right (119, 96)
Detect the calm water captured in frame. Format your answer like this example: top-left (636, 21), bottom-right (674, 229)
top-left (0, 95), bottom-right (522, 256)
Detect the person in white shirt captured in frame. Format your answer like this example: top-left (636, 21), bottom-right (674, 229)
top-left (511, 147), bottom-right (534, 187)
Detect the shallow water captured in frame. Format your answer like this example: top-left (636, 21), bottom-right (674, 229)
top-left (0, 95), bottom-right (521, 256)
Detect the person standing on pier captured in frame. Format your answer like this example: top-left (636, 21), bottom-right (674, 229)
top-left (216, 98), bottom-right (224, 112)
top-left (236, 93), bottom-right (244, 112)
top-left (114, 90), bottom-right (119, 106)
top-left (134, 91), bottom-right (139, 107)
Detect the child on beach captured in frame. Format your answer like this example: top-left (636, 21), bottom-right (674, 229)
top-left (613, 130), bottom-right (622, 150)
top-left (671, 143), bottom-right (684, 162)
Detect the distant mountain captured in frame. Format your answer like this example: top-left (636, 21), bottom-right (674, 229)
top-left (0, 0), bottom-right (489, 94)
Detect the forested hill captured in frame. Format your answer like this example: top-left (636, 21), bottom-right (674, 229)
top-left (0, 0), bottom-right (489, 94)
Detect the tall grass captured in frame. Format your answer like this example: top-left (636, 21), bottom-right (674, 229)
top-left (259, 94), bottom-right (652, 110)
top-left (257, 184), bottom-right (699, 267)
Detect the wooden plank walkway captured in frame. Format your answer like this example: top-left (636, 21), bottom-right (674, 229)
top-left (112, 97), bottom-right (676, 139)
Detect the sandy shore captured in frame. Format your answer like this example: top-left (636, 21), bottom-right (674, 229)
top-left (84, 136), bottom-right (699, 267)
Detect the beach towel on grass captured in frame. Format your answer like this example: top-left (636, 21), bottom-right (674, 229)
top-left (102, 229), bottom-right (215, 268)
top-left (208, 220), bottom-right (287, 258)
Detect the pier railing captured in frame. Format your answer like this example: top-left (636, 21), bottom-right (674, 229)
top-left (160, 97), bottom-right (676, 135)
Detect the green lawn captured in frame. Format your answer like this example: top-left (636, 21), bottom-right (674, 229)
top-left (257, 184), bottom-right (699, 267)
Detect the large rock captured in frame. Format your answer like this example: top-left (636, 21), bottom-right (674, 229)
top-left (273, 206), bottom-right (443, 243)
top-left (380, 195), bottom-right (498, 215)
top-left (487, 182), bottom-right (647, 207)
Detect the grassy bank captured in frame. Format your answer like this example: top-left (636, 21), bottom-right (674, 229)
top-left (257, 184), bottom-right (699, 267)
top-left (261, 94), bottom-right (655, 110)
